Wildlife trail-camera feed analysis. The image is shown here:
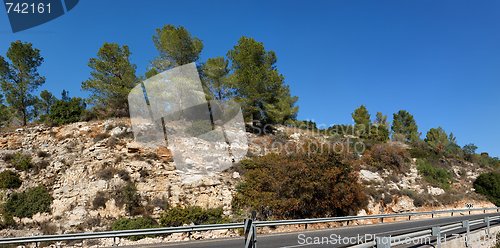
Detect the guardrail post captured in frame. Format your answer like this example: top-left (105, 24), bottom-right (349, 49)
top-left (244, 211), bottom-right (257, 248)
top-left (112, 237), bottom-right (119, 246)
top-left (432, 226), bottom-right (441, 248)
top-left (244, 219), bottom-right (252, 244)
top-left (485, 217), bottom-right (490, 238)
top-left (376, 236), bottom-right (391, 248)
top-left (463, 220), bottom-right (470, 247)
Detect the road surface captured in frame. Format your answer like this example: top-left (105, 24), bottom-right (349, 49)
top-left (118, 213), bottom-right (499, 248)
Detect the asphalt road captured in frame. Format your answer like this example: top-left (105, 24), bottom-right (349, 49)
top-left (119, 213), bottom-right (500, 248)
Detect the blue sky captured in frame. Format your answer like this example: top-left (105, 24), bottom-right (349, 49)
top-left (0, 0), bottom-right (499, 156)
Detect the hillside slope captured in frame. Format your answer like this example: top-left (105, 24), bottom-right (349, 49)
top-left (0, 118), bottom-right (495, 245)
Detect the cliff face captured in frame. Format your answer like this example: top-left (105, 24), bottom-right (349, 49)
top-left (0, 118), bottom-right (238, 237)
top-left (0, 119), bottom-right (493, 241)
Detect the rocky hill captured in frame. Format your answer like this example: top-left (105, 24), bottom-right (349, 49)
top-left (0, 118), bottom-right (494, 246)
top-left (0, 119), bottom-right (239, 236)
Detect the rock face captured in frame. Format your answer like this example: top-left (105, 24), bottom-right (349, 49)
top-left (428, 186), bottom-right (446, 196)
top-left (0, 119), bottom-right (238, 237)
top-left (360, 169), bottom-right (384, 183)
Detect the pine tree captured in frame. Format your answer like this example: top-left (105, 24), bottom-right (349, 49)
top-left (391, 110), bottom-right (419, 143)
top-left (0, 41), bottom-right (45, 126)
top-left (425, 127), bottom-right (449, 154)
top-left (352, 105), bottom-right (371, 138)
top-left (153, 24), bottom-right (203, 69)
top-left (371, 112), bottom-right (390, 142)
top-left (202, 57), bottom-right (231, 101)
top-left (227, 37), bottom-right (298, 125)
top-left (37, 90), bottom-right (56, 116)
top-left (0, 94), bottom-right (11, 128)
top-left (82, 43), bottom-right (138, 117)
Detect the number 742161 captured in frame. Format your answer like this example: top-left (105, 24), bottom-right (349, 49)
top-left (5, 2), bottom-right (51, 14)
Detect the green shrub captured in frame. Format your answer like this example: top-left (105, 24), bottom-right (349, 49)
top-left (4, 186), bottom-right (53, 218)
top-left (160, 206), bottom-right (228, 227)
top-left (47, 98), bottom-right (86, 126)
top-left (0, 170), bottom-right (22, 189)
top-left (417, 159), bottom-right (452, 190)
top-left (232, 149), bottom-right (368, 220)
top-left (115, 183), bottom-right (141, 215)
top-left (93, 182), bottom-right (143, 215)
top-left (111, 216), bottom-right (159, 241)
top-left (444, 143), bottom-right (464, 159)
top-left (473, 172), bottom-right (500, 206)
top-left (9, 153), bottom-right (32, 171)
top-left (0, 210), bottom-right (15, 229)
top-left (474, 154), bottom-right (500, 168)
top-left (409, 140), bottom-right (439, 160)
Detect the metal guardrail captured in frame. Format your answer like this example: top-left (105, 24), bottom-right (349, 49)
top-left (0, 207), bottom-right (498, 246)
top-left (349, 215), bottom-right (500, 248)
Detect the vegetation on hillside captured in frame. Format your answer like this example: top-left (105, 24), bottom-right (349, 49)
top-left (0, 170), bottom-right (22, 189)
top-left (474, 172), bottom-right (500, 206)
top-left (4, 186), bottom-right (53, 218)
top-left (159, 206), bottom-right (228, 227)
top-left (111, 216), bottom-right (159, 241)
top-left (233, 147), bottom-right (368, 220)
top-left (416, 159), bottom-right (452, 190)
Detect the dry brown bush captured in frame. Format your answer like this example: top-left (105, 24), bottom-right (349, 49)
top-left (363, 143), bottom-right (411, 172)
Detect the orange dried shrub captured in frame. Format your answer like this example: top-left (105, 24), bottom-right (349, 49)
top-left (233, 148), bottom-right (368, 220)
top-left (362, 143), bottom-right (411, 173)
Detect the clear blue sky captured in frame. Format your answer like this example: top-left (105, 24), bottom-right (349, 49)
top-left (0, 0), bottom-right (499, 156)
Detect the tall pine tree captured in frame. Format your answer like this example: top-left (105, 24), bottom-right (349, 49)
top-left (391, 110), bottom-right (419, 143)
top-left (352, 105), bottom-right (371, 138)
top-left (202, 57), bottom-right (231, 101)
top-left (82, 43), bottom-right (138, 117)
top-left (152, 24), bottom-right (203, 70)
top-left (0, 41), bottom-right (45, 126)
top-left (227, 37), bottom-right (298, 126)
